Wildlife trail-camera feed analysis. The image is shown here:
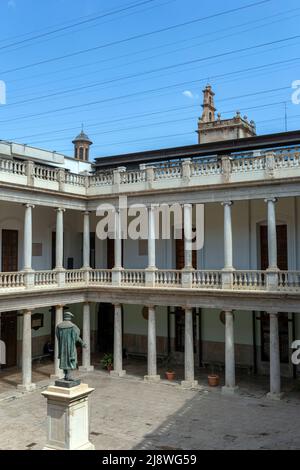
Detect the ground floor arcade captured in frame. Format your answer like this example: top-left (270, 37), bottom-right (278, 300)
top-left (1, 302), bottom-right (299, 399)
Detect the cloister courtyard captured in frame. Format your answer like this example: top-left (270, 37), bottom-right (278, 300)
top-left (0, 359), bottom-right (299, 450)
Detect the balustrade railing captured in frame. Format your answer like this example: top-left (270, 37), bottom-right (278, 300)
top-left (120, 170), bottom-right (146, 184)
top-left (89, 269), bottom-right (112, 284)
top-left (0, 272), bottom-right (25, 288)
top-left (65, 270), bottom-right (85, 284)
top-left (65, 172), bottom-right (86, 186)
top-left (0, 159), bottom-right (26, 175)
top-left (89, 171), bottom-right (113, 186)
top-left (233, 270), bottom-right (265, 289)
top-left (0, 268), bottom-right (298, 293)
top-left (192, 270), bottom-right (221, 288)
top-left (1, 146), bottom-right (300, 194)
top-left (34, 165), bottom-right (57, 181)
top-left (191, 160), bottom-right (221, 176)
top-left (121, 270), bottom-right (145, 285)
top-left (278, 271), bottom-right (300, 290)
top-left (155, 270), bottom-right (181, 286)
top-left (34, 270), bottom-right (57, 286)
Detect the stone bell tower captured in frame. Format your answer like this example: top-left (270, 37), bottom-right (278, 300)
top-left (197, 84), bottom-right (256, 144)
top-left (200, 84), bottom-right (216, 123)
top-left (72, 128), bottom-right (93, 162)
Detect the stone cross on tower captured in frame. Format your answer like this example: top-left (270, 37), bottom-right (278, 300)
top-left (200, 84), bottom-right (216, 123)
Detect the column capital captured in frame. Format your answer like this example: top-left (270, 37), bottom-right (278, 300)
top-left (24, 203), bottom-right (35, 209)
top-left (146, 203), bottom-right (159, 210)
top-left (55, 207), bottom-right (66, 213)
top-left (264, 197), bottom-right (278, 204)
top-left (183, 203), bottom-right (193, 209)
top-left (113, 303), bottom-right (122, 308)
top-left (221, 201), bottom-right (233, 207)
top-left (146, 304), bottom-right (156, 310)
top-left (21, 309), bottom-right (33, 315)
top-left (82, 210), bottom-right (91, 216)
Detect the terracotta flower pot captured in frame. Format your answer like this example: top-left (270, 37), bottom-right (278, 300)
top-left (165, 371), bottom-right (176, 381)
top-left (207, 374), bottom-right (220, 387)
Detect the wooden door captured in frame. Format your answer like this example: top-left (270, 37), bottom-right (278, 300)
top-left (98, 303), bottom-right (115, 353)
top-left (260, 225), bottom-right (288, 270)
top-left (2, 230), bottom-right (18, 272)
top-left (0, 312), bottom-right (17, 367)
top-left (175, 230), bottom-right (197, 269)
top-left (259, 224), bottom-right (289, 363)
top-left (175, 307), bottom-right (197, 353)
top-left (107, 238), bottom-right (124, 269)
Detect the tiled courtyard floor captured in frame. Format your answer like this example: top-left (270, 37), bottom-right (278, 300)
top-left (0, 359), bottom-right (300, 450)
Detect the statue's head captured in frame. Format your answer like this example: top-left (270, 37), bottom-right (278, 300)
top-left (63, 311), bottom-right (74, 321)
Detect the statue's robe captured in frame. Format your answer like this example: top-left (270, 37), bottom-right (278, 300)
top-left (56, 321), bottom-right (84, 370)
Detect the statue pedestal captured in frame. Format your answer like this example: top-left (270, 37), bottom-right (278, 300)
top-left (42, 383), bottom-right (95, 450)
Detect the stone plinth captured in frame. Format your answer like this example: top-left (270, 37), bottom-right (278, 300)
top-left (42, 383), bottom-right (95, 450)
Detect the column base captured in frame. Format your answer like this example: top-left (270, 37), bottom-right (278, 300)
top-left (17, 383), bottom-right (36, 392)
top-left (110, 370), bottom-right (126, 378)
top-left (144, 375), bottom-right (160, 383)
top-left (79, 365), bottom-right (94, 372)
top-left (266, 391), bottom-right (284, 401)
top-left (181, 380), bottom-right (198, 389)
top-left (222, 385), bottom-right (239, 395)
top-left (44, 442), bottom-right (95, 451)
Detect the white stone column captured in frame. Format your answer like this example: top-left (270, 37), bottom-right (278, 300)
top-left (181, 204), bottom-right (194, 288)
top-left (222, 310), bottom-right (238, 394)
top-left (23, 204), bottom-right (35, 288)
top-left (144, 306), bottom-right (160, 382)
top-left (110, 304), bottom-right (126, 377)
top-left (181, 308), bottom-right (198, 388)
top-left (265, 198), bottom-right (278, 269)
top-left (82, 211), bottom-right (90, 269)
top-left (17, 310), bottom-right (36, 391)
top-left (184, 204), bottom-right (193, 269)
top-left (265, 198), bottom-right (279, 289)
top-left (221, 201), bottom-right (234, 288)
top-left (51, 305), bottom-right (64, 379)
top-left (112, 209), bottom-right (123, 286)
top-left (145, 204), bottom-right (157, 286)
top-left (55, 208), bottom-right (65, 287)
top-left (23, 204), bottom-right (34, 271)
top-left (55, 208), bottom-right (65, 269)
top-left (267, 313), bottom-right (283, 400)
top-left (79, 302), bottom-right (94, 372)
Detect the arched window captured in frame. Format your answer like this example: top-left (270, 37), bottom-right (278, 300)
top-left (79, 147), bottom-right (84, 160)
top-left (209, 112), bottom-right (212, 121)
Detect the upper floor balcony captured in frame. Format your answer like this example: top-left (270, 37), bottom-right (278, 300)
top-left (1, 145), bottom-right (300, 198)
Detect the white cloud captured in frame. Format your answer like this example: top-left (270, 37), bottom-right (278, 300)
top-left (182, 90), bottom-right (194, 99)
top-left (8, 0), bottom-right (16, 8)
top-left (182, 90), bottom-right (199, 100)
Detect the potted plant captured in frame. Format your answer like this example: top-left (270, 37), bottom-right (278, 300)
top-left (101, 353), bottom-right (113, 372)
top-left (165, 369), bottom-right (176, 381)
top-left (207, 364), bottom-right (220, 387)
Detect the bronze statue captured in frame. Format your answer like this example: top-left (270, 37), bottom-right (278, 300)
top-left (56, 311), bottom-right (86, 382)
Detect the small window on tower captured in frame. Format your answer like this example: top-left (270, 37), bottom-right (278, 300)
top-left (209, 112), bottom-right (212, 121)
top-left (85, 148), bottom-right (89, 161)
top-left (79, 147), bottom-right (84, 160)
top-left (209, 96), bottom-right (212, 104)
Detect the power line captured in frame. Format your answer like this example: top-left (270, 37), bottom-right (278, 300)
top-left (0, 0), bottom-right (271, 75)
top-left (17, 99), bottom-right (290, 148)
top-left (0, 0), bottom-right (159, 52)
top-left (0, 45), bottom-right (293, 123)
top-left (9, 4), bottom-right (297, 90)
top-left (7, 13), bottom-right (300, 108)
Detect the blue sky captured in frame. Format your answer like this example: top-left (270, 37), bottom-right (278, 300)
top-left (0, 0), bottom-right (299, 160)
